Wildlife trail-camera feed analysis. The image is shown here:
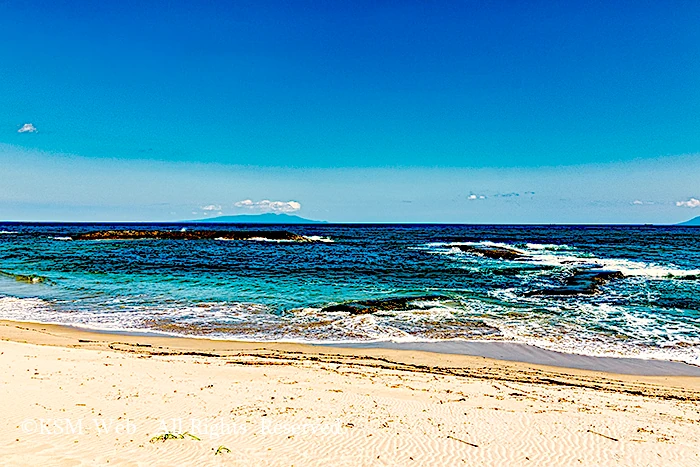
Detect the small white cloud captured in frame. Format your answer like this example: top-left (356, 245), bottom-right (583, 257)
top-left (467, 194), bottom-right (486, 200)
top-left (201, 204), bottom-right (222, 211)
top-left (676, 198), bottom-right (700, 208)
top-left (234, 199), bottom-right (301, 213)
top-left (17, 123), bottom-right (38, 133)
top-left (632, 200), bottom-right (644, 205)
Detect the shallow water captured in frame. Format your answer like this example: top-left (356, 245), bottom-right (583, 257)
top-left (1, 223), bottom-right (698, 364)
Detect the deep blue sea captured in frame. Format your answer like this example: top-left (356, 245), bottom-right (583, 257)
top-left (1, 223), bottom-right (699, 364)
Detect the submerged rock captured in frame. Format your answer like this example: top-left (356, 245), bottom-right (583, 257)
top-left (73, 230), bottom-right (313, 242)
top-left (670, 274), bottom-right (700, 280)
top-left (0, 270), bottom-right (50, 284)
top-left (524, 269), bottom-right (624, 297)
top-left (321, 295), bottom-right (450, 315)
top-left (455, 245), bottom-right (524, 261)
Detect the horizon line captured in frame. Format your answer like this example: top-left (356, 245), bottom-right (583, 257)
top-left (0, 220), bottom-right (695, 227)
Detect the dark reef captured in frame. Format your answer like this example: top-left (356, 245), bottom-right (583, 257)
top-left (72, 230), bottom-right (313, 242)
top-left (0, 270), bottom-right (51, 284)
top-left (455, 245), bottom-right (524, 261)
top-left (321, 295), bottom-right (450, 315)
top-left (524, 269), bottom-right (624, 297)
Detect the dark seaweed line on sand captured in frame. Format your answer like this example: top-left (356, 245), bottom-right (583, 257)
top-left (105, 343), bottom-right (700, 402)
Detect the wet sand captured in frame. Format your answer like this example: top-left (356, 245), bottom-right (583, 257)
top-left (335, 340), bottom-right (700, 376)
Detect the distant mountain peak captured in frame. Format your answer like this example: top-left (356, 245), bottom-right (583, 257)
top-left (188, 213), bottom-right (326, 224)
top-left (678, 216), bottom-right (700, 226)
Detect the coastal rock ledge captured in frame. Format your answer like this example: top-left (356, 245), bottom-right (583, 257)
top-left (321, 295), bottom-right (451, 315)
top-left (72, 230), bottom-right (313, 242)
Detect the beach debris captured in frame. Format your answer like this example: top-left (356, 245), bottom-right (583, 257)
top-left (587, 429), bottom-right (618, 442)
top-left (214, 445), bottom-right (231, 455)
top-left (447, 435), bottom-right (479, 447)
top-left (149, 431), bottom-right (201, 443)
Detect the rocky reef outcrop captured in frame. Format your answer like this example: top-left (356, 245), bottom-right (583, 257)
top-left (524, 269), bottom-right (624, 296)
top-left (321, 295), bottom-right (450, 315)
top-left (72, 230), bottom-right (313, 242)
top-left (455, 245), bottom-right (524, 261)
top-left (0, 270), bottom-right (51, 284)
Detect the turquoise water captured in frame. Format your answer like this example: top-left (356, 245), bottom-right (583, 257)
top-left (0, 223), bottom-right (699, 364)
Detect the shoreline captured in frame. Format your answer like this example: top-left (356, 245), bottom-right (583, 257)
top-left (3, 318), bottom-right (699, 377)
top-left (2, 319), bottom-right (699, 395)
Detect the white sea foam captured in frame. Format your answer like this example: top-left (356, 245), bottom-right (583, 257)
top-left (425, 240), bottom-right (700, 279)
top-left (215, 235), bottom-right (333, 243)
top-left (0, 230), bottom-right (17, 234)
top-left (249, 237), bottom-right (294, 243)
top-left (215, 237), bottom-right (294, 243)
top-left (433, 240), bottom-right (528, 254)
top-left (473, 300), bottom-right (700, 365)
top-left (524, 251), bottom-right (700, 278)
top-left (1, 295), bottom-right (698, 364)
top-left (0, 297), bottom-right (63, 324)
top-left (303, 235), bottom-right (334, 243)
top-left (524, 242), bottom-right (574, 251)
top-left (513, 242), bottom-right (700, 278)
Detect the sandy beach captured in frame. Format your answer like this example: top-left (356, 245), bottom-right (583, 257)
top-left (4, 0), bottom-right (700, 464)
top-left (0, 320), bottom-right (698, 466)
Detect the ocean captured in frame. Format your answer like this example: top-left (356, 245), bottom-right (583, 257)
top-left (0, 223), bottom-right (698, 365)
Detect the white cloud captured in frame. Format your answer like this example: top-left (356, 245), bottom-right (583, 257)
top-left (17, 123), bottom-right (38, 133)
top-left (631, 200), bottom-right (655, 206)
top-left (201, 204), bottom-right (221, 211)
top-left (676, 198), bottom-right (700, 208)
top-left (467, 194), bottom-right (486, 200)
top-left (234, 199), bottom-right (301, 213)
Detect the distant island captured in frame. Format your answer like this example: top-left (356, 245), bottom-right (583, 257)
top-left (187, 213), bottom-right (327, 224)
top-left (678, 216), bottom-right (700, 226)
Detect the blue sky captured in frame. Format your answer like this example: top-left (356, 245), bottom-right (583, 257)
top-left (1, 1), bottom-right (699, 223)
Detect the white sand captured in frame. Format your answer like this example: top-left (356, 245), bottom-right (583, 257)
top-left (0, 321), bottom-right (699, 466)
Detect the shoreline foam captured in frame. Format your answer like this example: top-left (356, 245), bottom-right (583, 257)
top-left (2, 315), bottom-right (699, 376)
top-left (2, 319), bottom-right (700, 385)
